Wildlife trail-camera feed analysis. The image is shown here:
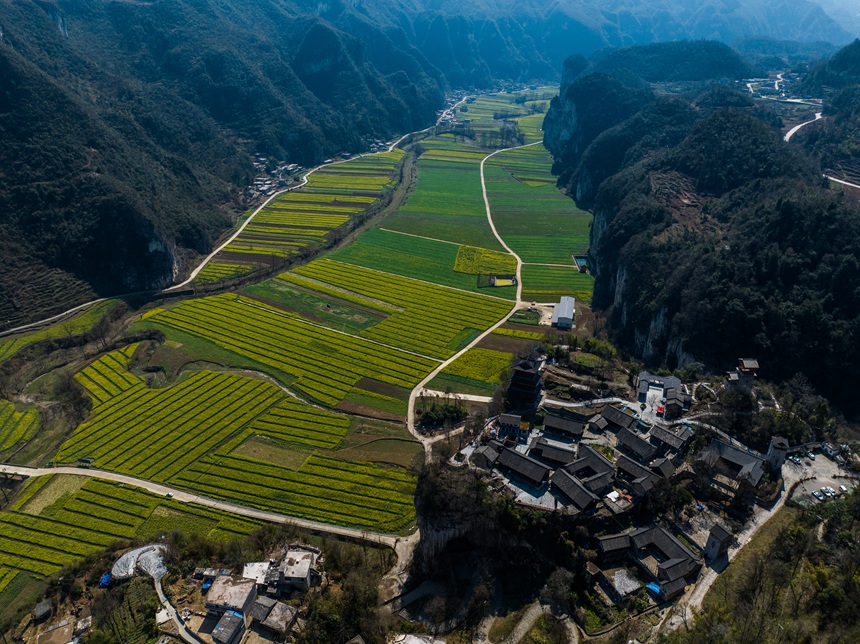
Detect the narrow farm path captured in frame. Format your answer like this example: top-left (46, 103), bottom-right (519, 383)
top-left (154, 574), bottom-right (205, 644)
top-left (522, 262), bottom-right (580, 267)
top-left (480, 140), bottom-right (542, 305)
top-left (405, 140), bottom-right (542, 457)
top-left (0, 464), bottom-right (399, 549)
top-left (378, 228), bottom-right (461, 246)
top-left (419, 389), bottom-right (494, 403)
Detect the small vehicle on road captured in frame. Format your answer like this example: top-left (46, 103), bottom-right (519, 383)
top-left (840, 485), bottom-right (849, 494)
top-left (812, 490), bottom-right (824, 501)
top-left (166, 492), bottom-right (174, 498)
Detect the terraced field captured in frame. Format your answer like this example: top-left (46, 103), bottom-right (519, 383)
top-left (145, 294), bottom-right (437, 408)
top-left (56, 347), bottom-right (417, 532)
top-left (205, 150), bottom-right (404, 276)
top-left (0, 474), bottom-right (261, 590)
top-left (0, 301), bottom-right (116, 364)
top-left (485, 145), bottom-right (591, 265)
top-left (428, 348), bottom-right (514, 395)
top-left (286, 258), bottom-right (513, 359)
top-left (0, 401), bottom-right (39, 454)
top-left (73, 343), bottom-right (142, 407)
top-left (195, 261), bottom-right (256, 285)
top-left (173, 452), bottom-right (415, 533)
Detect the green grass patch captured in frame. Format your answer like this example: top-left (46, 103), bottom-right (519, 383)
top-left (573, 353), bottom-right (603, 367)
top-left (244, 279), bottom-right (386, 333)
top-left (0, 301), bottom-right (117, 364)
top-left (232, 436), bottom-right (313, 470)
top-left (493, 327), bottom-right (545, 341)
top-left (439, 348), bottom-right (513, 387)
top-left (521, 265), bottom-right (594, 304)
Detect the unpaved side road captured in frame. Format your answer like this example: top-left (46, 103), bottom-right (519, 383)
top-left (501, 601), bottom-right (546, 644)
top-left (405, 140), bottom-right (543, 456)
top-left (662, 457), bottom-right (839, 635)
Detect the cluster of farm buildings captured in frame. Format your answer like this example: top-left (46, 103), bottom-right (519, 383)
top-left (461, 355), bottom-right (843, 606)
top-left (185, 546), bottom-right (320, 644)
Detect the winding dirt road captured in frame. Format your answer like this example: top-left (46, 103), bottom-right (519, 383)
top-left (405, 140), bottom-right (542, 454)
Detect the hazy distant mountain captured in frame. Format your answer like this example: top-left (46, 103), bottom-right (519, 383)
top-left (801, 38), bottom-right (860, 91)
top-left (814, 0), bottom-right (860, 37)
top-left (0, 0), bottom-right (854, 329)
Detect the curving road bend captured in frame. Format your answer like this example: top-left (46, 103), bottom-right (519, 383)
top-left (783, 111), bottom-right (860, 190)
top-left (783, 111), bottom-right (822, 142)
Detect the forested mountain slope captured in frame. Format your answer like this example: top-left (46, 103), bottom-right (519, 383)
top-left (0, 0), bottom-right (852, 330)
top-left (0, 0), bottom-right (444, 329)
top-left (543, 42), bottom-right (860, 413)
top-left (801, 38), bottom-right (860, 92)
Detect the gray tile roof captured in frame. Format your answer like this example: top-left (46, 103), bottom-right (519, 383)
top-left (529, 437), bottom-right (576, 465)
top-left (472, 444), bottom-right (500, 467)
top-left (698, 439), bottom-right (765, 487)
top-left (551, 469), bottom-right (599, 511)
top-left (497, 447), bottom-right (550, 486)
top-left (660, 577), bottom-right (689, 599)
top-left (543, 414), bottom-right (585, 436)
top-left (598, 533), bottom-right (631, 553)
top-left (649, 425), bottom-right (689, 451)
top-left (617, 428), bottom-right (658, 462)
top-left (249, 596), bottom-right (276, 623)
top-left (565, 444), bottom-right (614, 478)
top-left (709, 523), bottom-right (732, 543)
top-left (212, 612), bottom-right (244, 644)
top-left (637, 372), bottom-right (683, 395)
top-left (580, 470), bottom-right (615, 494)
top-left (651, 457), bottom-right (677, 478)
top-left (600, 405), bottom-right (638, 431)
top-left (589, 416), bottom-right (610, 432)
top-left (616, 455), bottom-right (658, 495)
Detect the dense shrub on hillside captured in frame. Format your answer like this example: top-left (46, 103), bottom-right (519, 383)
top-left (670, 111), bottom-right (812, 192)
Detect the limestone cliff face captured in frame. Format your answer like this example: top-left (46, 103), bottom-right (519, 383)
top-left (543, 73), bottom-right (652, 175)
